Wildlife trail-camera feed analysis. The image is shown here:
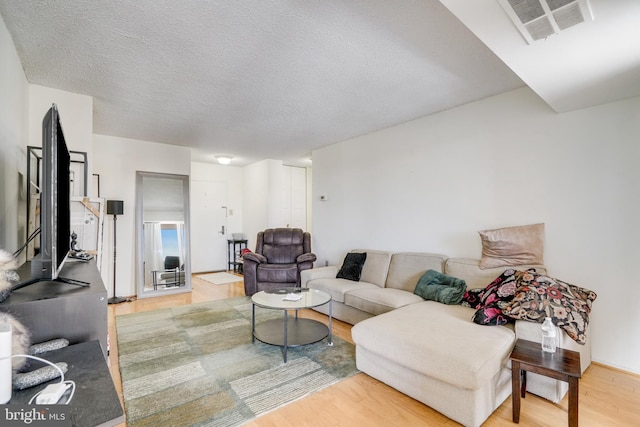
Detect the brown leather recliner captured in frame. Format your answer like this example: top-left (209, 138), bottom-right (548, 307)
top-left (243, 228), bottom-right (316, 296)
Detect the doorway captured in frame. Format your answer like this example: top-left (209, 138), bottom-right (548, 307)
top-left (190, 180), bottom-right (228, 272)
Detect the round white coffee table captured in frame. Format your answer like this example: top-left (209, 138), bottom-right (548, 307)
top-left (251, 287), bottom-right (333, 362)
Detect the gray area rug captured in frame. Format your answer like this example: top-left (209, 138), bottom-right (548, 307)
top-left (116, 297), bottom-right (358, 427)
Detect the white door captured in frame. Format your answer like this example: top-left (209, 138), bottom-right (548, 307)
top-left (190, 180), bottom-right (228, 272)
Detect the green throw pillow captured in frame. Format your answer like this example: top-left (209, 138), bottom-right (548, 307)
top-left (414, 270), bottom-right (467, 305)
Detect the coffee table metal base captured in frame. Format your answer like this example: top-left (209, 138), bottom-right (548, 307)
top-left (251, 288), bottom-right (333, 363)
top-left (255, 317), bottom-right (328, 344)
top-left (252, 308), bottom-right (332, 362)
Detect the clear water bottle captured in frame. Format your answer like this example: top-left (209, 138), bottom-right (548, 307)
top-left (541, 317), bottom-right (557, 353)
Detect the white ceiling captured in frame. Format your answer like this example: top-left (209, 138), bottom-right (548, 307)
top-left (1, 1), bottom-right (638, 167)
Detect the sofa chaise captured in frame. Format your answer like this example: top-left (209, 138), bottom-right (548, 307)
top-left (301, 250), bottom-right (592, 427)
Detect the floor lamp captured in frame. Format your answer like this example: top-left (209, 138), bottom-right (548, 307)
top-left (107, 200), bottom-right (127, 304)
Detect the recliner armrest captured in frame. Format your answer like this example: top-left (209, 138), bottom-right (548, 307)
top-left (297, 252), bottom-right (317, 263)
top-left (243, 252), bottom-right (267, 264)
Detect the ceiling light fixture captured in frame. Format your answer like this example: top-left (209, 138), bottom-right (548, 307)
top-left (215, 155), bottom-right (232, 165)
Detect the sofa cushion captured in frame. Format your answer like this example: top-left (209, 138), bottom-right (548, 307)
top-left (306, 277), bottom-right (378, 303)
top-left (445, 258), bottom-right (547, 290)
top-left (414, 270), bottom-right (466, 305)
top-left (351, 250), bottom-right (393, 288)
top-left (478, 223), bottom-right (545, 269)
top-left (345, 288), bottom-right (424, 316)
top-left (336, 252), bottom-right (367, 281)
top-left (351, 301), bottom-right (516, 390)
top-left (386, 252), bottom-right (448, 291)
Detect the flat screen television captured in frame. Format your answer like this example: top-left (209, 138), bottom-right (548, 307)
top-left (30, 104), bottom-right (71, 280)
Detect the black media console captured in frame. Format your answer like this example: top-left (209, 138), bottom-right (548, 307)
top-left (0, 259), bottom-right (108, 358)
top-left (1, 260), bottom-right (124, 426)
top-left (8, 340), bottom-right (125, 426)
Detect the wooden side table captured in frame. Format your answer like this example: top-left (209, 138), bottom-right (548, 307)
top-left (510, 339), bottom-right (581, 427)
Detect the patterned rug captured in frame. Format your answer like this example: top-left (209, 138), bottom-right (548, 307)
top-left (196, 272), bottom-right (243, 285)
top-left (116, 297), bottom-right (358, 427)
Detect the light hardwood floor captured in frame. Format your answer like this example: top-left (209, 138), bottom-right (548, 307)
top-left (108, 275), bottom-right (640, 427)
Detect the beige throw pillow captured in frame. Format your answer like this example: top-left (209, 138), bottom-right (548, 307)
top-left (478, 223), bottom-right (544, 269)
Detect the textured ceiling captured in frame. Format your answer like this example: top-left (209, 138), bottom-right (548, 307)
top-left (0, 0), bottom-right (524, 166)
top-left (1, 1), bottom-right (637, 167)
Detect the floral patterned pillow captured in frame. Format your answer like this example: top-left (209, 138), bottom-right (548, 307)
top-left (472, 305), bottom-right (512, 326)
top-left (502, 272), bottom-right (597, 344)
top-left (477, 268), bottom-right (522, 307)
top-left (461, 268), bottom-right (531, 326)
top-left (461, 288), bottom-right (484, 309)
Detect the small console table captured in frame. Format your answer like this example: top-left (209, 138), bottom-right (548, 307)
top-left (227, 239), bottom-right (247, 273)
top-left (510, 338), bottom-right (582, 427)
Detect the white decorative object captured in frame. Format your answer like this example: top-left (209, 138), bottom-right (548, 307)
top-left (541, 317), bottom-right (557, 353)
top-left (0, 322), bottom-right (12, 403)
top-left (70, 197), bottom-right (105, 270)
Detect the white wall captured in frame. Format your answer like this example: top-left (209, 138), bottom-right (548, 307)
top-left (242, 159), bottom-right (310, 251)
top-left (242, 160), bottom-right (270, 251)
top-left (93, 134), bottom-right (191, 297)
top-left (312, 87), bottom-right (640, 374)
top-left (0, 14), bottom-right (29, 256)
top-left (242, 159), bottom-right (293, 250)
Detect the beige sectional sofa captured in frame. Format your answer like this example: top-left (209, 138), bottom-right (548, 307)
top-left (301, 250), bottom-right (591, 427)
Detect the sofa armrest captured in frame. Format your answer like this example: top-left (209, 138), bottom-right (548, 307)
top-left (300, 266), bottom-right (338, 288)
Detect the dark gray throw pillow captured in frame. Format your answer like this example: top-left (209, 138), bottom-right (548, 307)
top-left (336, 252), bottom-right (367, 281)
top-left (414, 269), bottom-right (466, 305)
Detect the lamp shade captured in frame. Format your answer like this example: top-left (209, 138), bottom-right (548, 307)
top-left (106, 200), bottom-right (124, 215)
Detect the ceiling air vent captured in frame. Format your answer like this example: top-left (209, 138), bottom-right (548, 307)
top-left (498, 0), bottom-right (593, 43)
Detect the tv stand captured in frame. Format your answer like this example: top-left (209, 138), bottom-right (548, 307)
top-left (0, 259), bottom-right (108, 358)
top-left (9, 340), bottom-right (124, 426)
top-left (11, 275), bottom-right (90, 293)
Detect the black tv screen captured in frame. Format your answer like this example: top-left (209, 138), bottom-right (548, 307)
top-left (31, 104), bottom-right (71, 280)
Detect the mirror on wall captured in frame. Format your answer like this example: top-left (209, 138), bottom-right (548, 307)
top-left (136, 171), bottom-right (191, 298)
